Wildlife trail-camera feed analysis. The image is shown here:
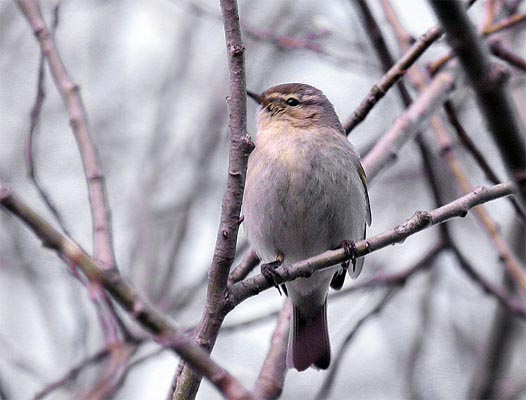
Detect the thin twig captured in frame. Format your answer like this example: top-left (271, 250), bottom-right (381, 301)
top-left (251, 302), bottom-right (291, 400)
top-left (488, 38), bottom-right (526, 72)
top-left (430, 0), bottom-right (526, 203)
top-left (16, 0), bottom-right (116, 268)
top-left (0, 183), bottom-right (253, 400)
top-left (315, 288), bottom-right (397, 400)
top-left (361, 68), bottom-right (456, 181)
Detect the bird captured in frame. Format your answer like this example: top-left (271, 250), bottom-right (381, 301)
top-left (242, 83), bottom-right (372, 371)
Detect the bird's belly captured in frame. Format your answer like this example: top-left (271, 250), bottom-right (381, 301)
top-left (243, 152), bottom-right (363, 264)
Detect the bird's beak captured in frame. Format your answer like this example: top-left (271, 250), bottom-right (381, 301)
top-left (247, 90), bottom-right (270, 107)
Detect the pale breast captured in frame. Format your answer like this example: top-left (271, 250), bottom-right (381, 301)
top-left (243, 127), bottom-right (366, 264)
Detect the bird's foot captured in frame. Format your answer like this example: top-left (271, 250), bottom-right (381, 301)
top-left (261, 252), bottom-right (285, 295)
top-left (339, 240), bottom-right (357, 273)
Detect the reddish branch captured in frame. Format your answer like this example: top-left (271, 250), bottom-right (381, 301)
top-left (0, 183), bottom-right (253, 400)
top-left (361, 69), bottom-right (456, 181)
top-left (15, 3), bottom-right (133, 391)
top-left (171, 0), bottom-right (253, 398)
top-left (16, 0), bottom-right (116, 268)
top-left (252, 302), bottom-right (291, 400)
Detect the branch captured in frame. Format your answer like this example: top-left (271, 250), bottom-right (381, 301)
top-left (315, 289), bottom-right (397, 400)
top-left (427, 12), bottom-right (526, 76)
top-left (488, 38), bottom-right (526, 73)
top-left (450, 244), bottom-right (526, 319)
top-left (443, 100), bottom-right (526, 220)
top-left (228, 182), bottom-right (524, 315)
top-left (171, 0), bottom-right (253, 398)
top-left (16, 0), bottom-right (116, 268)
top-left (361, 69), bottom-right (456, 181)
top-left (16, 0), bottom-right (129, 375)
top-left (0, 183), bottom-right (253, 400)
top-left (380, 0), bottom-right (525, 291)
top-left (342, 22), bottom-right (444, 134)
top-left (343, 0), bottom-right (477, 134)
top-left (228, 248), bottom-right (260, 285)
top-left (251, 302), bottom-right (291, 400)
top-left (429, 0), bottom-right (526, 203)
top-left (24, 1), bottom-right (71, 237)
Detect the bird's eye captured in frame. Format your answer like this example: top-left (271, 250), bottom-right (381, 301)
top-left (285, 97), bottom-right (300, 107)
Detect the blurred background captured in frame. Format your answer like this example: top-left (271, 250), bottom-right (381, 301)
top-left (0, 0), bottom-right (524, 399)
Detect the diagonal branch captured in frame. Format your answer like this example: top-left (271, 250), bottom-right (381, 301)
top-left (0, 182), bottom-right (253, 400)
top-left (251, 301), bottom-right (291, 400)
top-left (429, 0), bottom-right (526, 203)
top-left (361, 69), bottom-right (456, 181)
top-left (227, 182), bottom-right (525, 315)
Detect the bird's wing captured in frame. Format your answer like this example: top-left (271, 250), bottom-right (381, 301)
top-left (358, 162), bottom-right (372, 226)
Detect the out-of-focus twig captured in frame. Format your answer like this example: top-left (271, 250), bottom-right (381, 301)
top-left (24, 1), bottom-right (71, 237)
top-left (361, 69), bottom-right (456, 181)
top-left (450, 245), bottom-right (525, 318)
top-left (427, 12), bottom-right (526, 75)
top-left (488, 38), bottom-right (526, 72)
top-left (251, 301), bottom-right (291, 400)
top-left (429, 0), bottom-right (526, 203)
top-left (483, 12), bottom-right (526, 35)
top-left (0, 182), bottom-right (253, 400)
top-left (315, 288), bottom-right (397, 400)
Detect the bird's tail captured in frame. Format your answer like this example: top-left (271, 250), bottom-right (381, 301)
top-left (287, 299), bottom-right (331, 371)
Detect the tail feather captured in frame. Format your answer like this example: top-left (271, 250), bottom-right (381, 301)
top-left (287, 300), bottom-right (331, 371)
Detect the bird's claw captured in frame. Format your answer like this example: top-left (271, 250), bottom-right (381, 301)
top-left (261, 254), bottom-right (284, 295)
top-left (340, 240), bottom-right (357, 273)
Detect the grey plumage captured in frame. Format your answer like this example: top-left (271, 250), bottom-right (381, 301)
top-left (243, 83), bottom-right (371, 371)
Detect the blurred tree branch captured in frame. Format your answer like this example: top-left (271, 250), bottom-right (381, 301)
top-left (429, 0), bottom-right (526, 203)
top-left (0, 182), bottom-right (253, 400)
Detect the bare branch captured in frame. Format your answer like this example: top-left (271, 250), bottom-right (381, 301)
top-left (343, 22), bottom-right (444, 134)
top-left (0, 183), bottom-right (253, 400)
top-left (381, 0), bottom-right (525, 291)
top-left (24, 1), bottom-right (71, 236)
top-left (315, 289), bottom-right (397, 400)
top-left (15, 0), bottom-right (116, 268)
top-left (429, 0), bottom-right (526, 203)
top-left (228, 182), bottom-right (524, 315)
top-left (252, 302), bottom-right (291, 400)
top-left (488, 38), bottom-right (526, 72)
top-left (171, 0), bottom-right (253, 398)
top-left (451, 245), bottom-right (526, 318)
top-left (228, 248), bottom-right (260, 285)
top-left (362, 69), bottom-right (456, 181)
